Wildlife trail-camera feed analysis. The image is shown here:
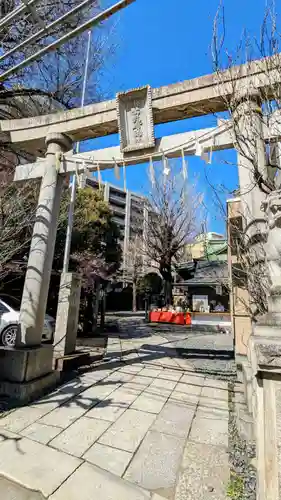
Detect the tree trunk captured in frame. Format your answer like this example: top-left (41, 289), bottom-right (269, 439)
top-left (93, 281), bottom-right (101, 331)
top-left (83, 290), bottom-right (94, 335)
top-left (164, 278), bottom-right (173, 306)
top-left (100, 291), bottom-right (105, 330)
top-left (160, 260), bottom-right (173, 306)
top-left (132, 280), bottom-right (137, 312)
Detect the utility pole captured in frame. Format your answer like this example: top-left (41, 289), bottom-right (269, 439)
top-left (62, 29), bottom-right (91, 273)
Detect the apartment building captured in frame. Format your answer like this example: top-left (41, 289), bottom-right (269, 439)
top-left (86, 177), bottom-right (147, 267)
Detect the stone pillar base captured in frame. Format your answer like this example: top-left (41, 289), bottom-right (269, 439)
top-left (250, 329), bottom-right (281, 500)
top-left (0, 345), bottom-right (53, 382)
top-left (0, 345), bottom-right (59, 402)
top-left (0, 371), bottom-right (59, 402)
top-left (241, 358), bottom-right (254, 415)
top-left (234, 354), bottom-right (255, 444)
top-left (234, 382), bottom-right (255, 442)
top-left (235, 353), bottom-right (248, 380)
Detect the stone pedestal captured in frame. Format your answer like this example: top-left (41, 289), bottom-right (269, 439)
top-left (53, 273), bottom-right (81, 368)
top-left (0, 345), bottom-right (59, 401)
top-left (249, 331), bottom-right (281, 500)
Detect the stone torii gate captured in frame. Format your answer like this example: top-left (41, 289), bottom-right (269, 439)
top-left (1, 56), bottom-right (281, 500)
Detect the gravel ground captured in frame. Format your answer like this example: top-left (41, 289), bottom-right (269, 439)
top-left (155, 325), bottom-right (236, 378)
top-left (228, 382), bottom-right (256, 500)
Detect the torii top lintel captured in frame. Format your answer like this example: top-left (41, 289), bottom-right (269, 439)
top-left (1, 55), bottom-right (280, 152)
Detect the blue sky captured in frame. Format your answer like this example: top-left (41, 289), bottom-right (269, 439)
top-left (81, 0), bottom-right (279, 234)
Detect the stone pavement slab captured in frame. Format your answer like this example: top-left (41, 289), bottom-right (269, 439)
top-left (200, 386), bottom-right (229, 401)
top-left (99, 408), bottom-right (156, 452)
top-left (175, 381), bottom-right (203, 396)
top-left (175, 441), bottom-right (229, 500)
top-left (140, 368), bottom-right (163, 378)
top-left (85, 386), bottom-right (139, 422)
top-left (151, 401), bottom-right (195, 438)
top-left (189, 414), bottom-right (228, 448)
top-left (49, 416), bottom-right (111, 457)
top-left (0, 406), bottom-right (52, 434)
top-left (149, 378), bottom-right (177, 391)
top-left (144, 382), bottom-right (175, 399)
top-left (49, 462), bottom-right (152, 500)
top-left (203, 378), bottom-right (228, 389)
top-left (39, 382), bottom-right (118, 428)
top-left (196, 405), bottom-right (229, 420)
top-left (125, 430), bottom-right (185, 499)
top-left (119, 365), bottom-right (144, 374)
top-left (105, 371), bottom-right (135, 383)
top-left (131, 391), bottom-right (168, 414)
top-left (21, 422), bottom-right (62, 445)
top-left (180, 373), bottom-right (205, 387)
top-left (129, 375), bottom-right (154, 388)
top-left (0, 476), bottom-right (45, 500)
top-left (0, 435), bottom-right (81, 497)
top-left (83, 442), bottom-right (132, 476)
top-left (169, 390), bottom-right (200, 408)
top-left (38, 401), bottom-right (87, 429)
top-left (199, 386), bottom-right (229, 412)
top-left (157, 369), bottom-right (182, 382)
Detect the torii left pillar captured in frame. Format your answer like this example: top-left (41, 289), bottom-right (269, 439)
top-left (0, 132), bottom-right (72, 401)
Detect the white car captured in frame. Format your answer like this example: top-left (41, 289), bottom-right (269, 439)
top-left (0, 295), bottom-right (55, 347)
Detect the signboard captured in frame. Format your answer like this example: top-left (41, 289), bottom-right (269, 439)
top-left (192, 295), bottom-right (209, 312)
top-left (116, 86), bottom-right (155, 153)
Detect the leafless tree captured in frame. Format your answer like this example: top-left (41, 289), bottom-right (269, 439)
top-left (144, 162), bottom-right (203, 306)
top-left (0, 0), bottom-right (117, 278)
top-left (0, 1), bottom-right (116, 109)
top-left (212, 0), bottom-right (281, 194)
top-left (0, 0), bottom-right (117, 170)
top-left (0, 180), bottom-right (39, 282)
top-left (210, 1), bottom-right (281, 317)
top-left (227, 196), bottom-right (269, 319)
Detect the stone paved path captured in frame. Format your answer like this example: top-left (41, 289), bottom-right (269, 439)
top-left (0, 318), bottom-right (230, 499)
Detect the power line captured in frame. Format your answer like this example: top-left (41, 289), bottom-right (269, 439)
top-left (0, 0), bottom-right (136, 82)
top-left (0, 0), bottom-right (40, 30)
top-left (0, 0), bottom-right (97, 64)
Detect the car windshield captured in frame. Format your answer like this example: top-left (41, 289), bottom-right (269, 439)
top-left (0, 296), bottom-right (21, 311)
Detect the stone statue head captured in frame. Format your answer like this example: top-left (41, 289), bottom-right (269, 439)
top-left (261, 190), bottom-right (281, 229)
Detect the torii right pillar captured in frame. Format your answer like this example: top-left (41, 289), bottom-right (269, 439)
top-left (231, 88), bottom-right (267, 407)
top-left (233, 88), bottom-right (281, 500)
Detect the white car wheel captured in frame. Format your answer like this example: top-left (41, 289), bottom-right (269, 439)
top-left (1, 325), bottom-right (18, 347)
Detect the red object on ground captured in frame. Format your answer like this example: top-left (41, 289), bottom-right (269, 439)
top-left (149, 311), bottom-right (191, 326)
top-left (150, 311), bottom-right (161, 322)
top-left (185, 313), bottom-right (191, 325)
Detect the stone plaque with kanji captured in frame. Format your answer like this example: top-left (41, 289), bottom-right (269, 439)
top-left (116, 85), bottom-right (155, 153)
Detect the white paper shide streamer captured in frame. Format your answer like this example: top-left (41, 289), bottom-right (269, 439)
top-left (149, 156), bottom-right (155, 186)
top-left (181, 149), bottom-right (188, 181)
top-left (195, 140), bottom-right (209, 164)
top-left (114, 159), bottom-right (120, 180)
top-left (123, 162), bottom-right (127, 191)
top-left (77, 161), bottom-right (86, 188)
top-left (163, 153), bottom-right (170, 176)
top-left (208, 137), bottom-right (214, 165)
top-left (97, 162), bottom-right (102, 189)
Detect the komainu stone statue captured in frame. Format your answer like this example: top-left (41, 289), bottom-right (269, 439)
top-left (262, 189), bottom-right (281, 295)
top-left (261, 189), bottom-right (281, 322)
